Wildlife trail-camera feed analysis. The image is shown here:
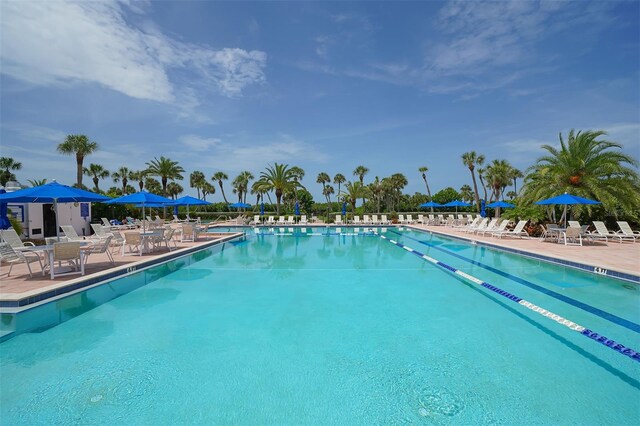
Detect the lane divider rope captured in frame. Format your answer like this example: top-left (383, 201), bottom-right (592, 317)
top-left (379, 234), bottom-right (640, 363)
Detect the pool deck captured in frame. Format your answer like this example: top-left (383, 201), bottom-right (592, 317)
top-left (0, 232), bottom-right (242, 310)
top-left (407, 224), bottom-right (640, 279)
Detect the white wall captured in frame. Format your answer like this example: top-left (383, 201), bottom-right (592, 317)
top-left (9, 202), bottom-right (91, 239)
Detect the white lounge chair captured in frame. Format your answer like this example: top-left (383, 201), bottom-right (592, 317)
top-left (83, 236), bottom-right (115, 265)
top-left (592, 221), bottom-right (634, 243)
top-left (287, 216), bottom-right (295, 224)
top-left (481, 219), bottom-right (506, 236)
top-left (469, 218), bottom-right (490, 234)
top-left (300, 215), bottom-right (308, 225)
top-left (353, 216), bottom-right (362, 225)
top-left (371, 214), bottom-right (379, 225)
top-left (278, 216), bottom-right (286, 225)
top-left (0, 242), bottom-right (43, 278)
top-left (60, 225), bottom-right (85, 241)
top-left (617, 221), bottom-right (639, 241)
top-left (90, 223), bottom-right (113, 240)
top-left (363, 215), bottom-right (372, 225)
top-left (0, 228), bottom-right (36, 251)
top-left (266, 216), bottom-right (276, 225)
top-left (380, 215), bottom-right (390, 225)
top-left (335, 215), bottom-right (344, 225)
top-left (493, 220), bottom-right (529, 239)
top-left (405, 215), bottom-right (415, 224)
top-left (251, 215), bottom-right (261, 225)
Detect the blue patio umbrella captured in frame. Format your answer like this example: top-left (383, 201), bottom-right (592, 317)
top-left (260, 202), bottom-right (265, 216)
top-left (419, 201), bottom-right (442, 210)
top-left (486, 200), bottom-right (515, 208)
top-left (294, 202), bottom-right (300, 216)
top-left (480, 199), bottom-right (487, 218)
top-left (342, 202), bottom-right (347, 216)
top-left (173, 195), bottom-right (211, 219)
top-left (535, 193), bottom-right (600, 227)
top-left (0, 188), bottom-right (10, 230)
top-left (0, 180), bottom-right (109, 240)
top-left (106, 191), bottom-right (174, 231)
top-left (229, 202), bottom-right (251, 209)
top-left (443, 200), bottom-right (472, 213)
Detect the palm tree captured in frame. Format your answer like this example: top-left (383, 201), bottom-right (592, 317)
top-left (333, 173), bottom-right (346, 196)
top-left (485, 159), bottom-right (513, 202)
top-left (212, 171), bottom-right (229, 203)
top-left (418, 166), bottom-right (433, 211)
top-left (521, 129), bottom-right (640, 214)
top-left (111, 167), bottom-right (132, 195)
top-left (477, 167), bottom-right (488, 203)
top-left (27, 178), bottom-right (47, 187)
top-left (510, 167), bottom-right (524, 195)
top-left (368, 176), bottom-right (384, 213)
top-left (461, 151), bottom-right (485, 211)
top-left (145, 156), bottom-right (185, 196)
top-left (167, 182), bottom-right (184, 200)
top-left (130, 170), bottom-right (147, 192)
top-left (83, 163), bottom-right (110, 192)
top-left (190, 171), bottom-right (206, 199)
top-left (57, 134), bottom-right (99, 188)
top-left (144, 177), bottom-right (162, 195)
top-left (323, 184), bottom-right (334, 204)
top-left (353, 165), bottom-right (369, 206)
top-left (232, 171), bottom-right (254, 203)
top-left (316, 172), bottom-right (330, 194)
top-left (459, 184), bottom-right (474, 203)
top-left (201, 182), bottom-right (216, 201)
top-left (0, 157), bottom-right (22, 186)
top-left (259, 163), bottom-right (305, 215)
top-left (343, 181), bottom-right (369, 212)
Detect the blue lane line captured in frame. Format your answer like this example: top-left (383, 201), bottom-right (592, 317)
top-left (380, 235), bottom-right (640, 363)
top-left (388, 229), bottom-right (640, 334)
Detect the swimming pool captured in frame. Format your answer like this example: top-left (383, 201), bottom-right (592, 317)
top-left (1, 227), bottom-right (638, 424)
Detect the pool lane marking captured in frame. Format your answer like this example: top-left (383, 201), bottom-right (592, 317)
top-left (387, 229), bottom-right (640, 334)
top-left (379, 234), bottom-right (640, 363)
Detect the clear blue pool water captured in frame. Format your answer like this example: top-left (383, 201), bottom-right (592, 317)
top-left (1, 227), bottom-right (639, 424)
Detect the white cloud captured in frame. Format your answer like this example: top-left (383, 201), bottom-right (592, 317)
top-left (179, 135), bottom-right (222, 152)
top-left (0, 1), bottom-right (267, 103)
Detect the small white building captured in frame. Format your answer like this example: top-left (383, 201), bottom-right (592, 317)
top-left (4, 182), bottom-right (92, 239)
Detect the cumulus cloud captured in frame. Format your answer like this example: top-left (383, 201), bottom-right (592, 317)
top-left (0, 1), bottom-right (267, 102)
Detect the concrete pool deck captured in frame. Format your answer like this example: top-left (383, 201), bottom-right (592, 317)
top-left (0, 232), bottom-right (242, 309)
top-left (407, 224), bottom-right (640, 279)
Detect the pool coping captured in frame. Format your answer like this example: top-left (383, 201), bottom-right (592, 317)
top-left (407, 225), bottom-right (640, 284)
top-left (0, 232), bottom-right (244, 310)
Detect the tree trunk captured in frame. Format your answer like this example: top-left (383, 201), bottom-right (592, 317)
top-left (197, 188), bottom-right (201, 199)
top-left (218, 182), bottom-right (228, 203)
top-left (469, 168), bottom-right (480, 212)
top-left (422, 174), bottom-right (433, 212)
top-left (162, 177), bottom-right (168, 196)
top-left (93, 177), bottom-right (99, 192)
top-left (276, 190), bottom-right (282, 215)
top-left (138, 181), bottom-right (144, 191)
top-left (76, 154), bottom-right (84, 188)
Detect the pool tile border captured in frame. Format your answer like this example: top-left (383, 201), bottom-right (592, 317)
top-left (410, 226), bottom-right (639, 284)
top-left (0, 233), bottom-right (243, 309)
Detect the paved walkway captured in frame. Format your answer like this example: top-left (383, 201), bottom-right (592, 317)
top-left (408, 224), bottom-right (640, 277)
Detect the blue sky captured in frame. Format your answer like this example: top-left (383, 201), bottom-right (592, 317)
top-left (1, 0), bottom-right (638, 201)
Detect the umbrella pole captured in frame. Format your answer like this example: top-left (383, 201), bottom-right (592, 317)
top-left (54, 198), bottom-right (60, 242)
top-left (143, 204), bottom-right (146, 232)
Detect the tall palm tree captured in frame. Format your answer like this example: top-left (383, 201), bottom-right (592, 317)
top-left (167, 182), bottom-right (184, 200)
top-left (333, 173), bottom-right (346, 196)
top-left (484, 159), bottom-right (513, 202)
top-left (232, 171), bottom-right (254, 203)
top-left (111, 166), bottom-right (131, 195)
top-left (259, 163), bottom-right (304, 215)
top-left (316, 172), bottom-right (330, 195)
top-left (368, 176), bottom-right (384, 213)
top-left (323, 184), bottom-right (334, 204)
top-left (27, 178), bottom-right (47, 187)
top-left (145, 156), bottom-right (185, 196)
top-left (461, 151), bottom-right (485, 211)
top-left (212, 171), bottom-right (229, 204)
top-left (83, 163), bottom-right (110, 192)
top-left (510, 167), bottom-right (524, 195)
top-left (57, 134), bottom-right (99, 188)
top-left (521, 129), bottom-right (640, 214)
top-left (190, 171), bottom-right (206, 199)
top-left (353, 165), bottom-right (369, 206)
top-left (130, 170), bottom-right (147, 192)
top-left (418, 166), bottom-right (433, 212)
top-left (477, 167), bottom-right (488, 203)
top-left (145, 177), bottom-right (162, 195)
top-left (389, 173), bottom-right (408, 210)
top-left (0, 157), bottom-right (22, 186)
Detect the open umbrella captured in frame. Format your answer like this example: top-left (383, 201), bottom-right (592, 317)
top-left (0, 181), bottom-right (109, 240)
top-left (229, 202), bottom-right (251, 209)
top-left (535, 193), bottom-right (600, 227)
top-left (106, 191), bottom-right (174, 232)
top-left (173, 195), bottom-right (211, 220)
top-left (0, 188), bottom-right (10, 230)
top-left (486, 200), bottom-right (515, 208)
top-left (419, 201), bottom-right (442, 208)
top-left (443, 200), bottom-right (471, 213)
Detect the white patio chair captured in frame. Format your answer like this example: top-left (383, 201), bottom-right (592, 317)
top-left (617, 221), bottom-right (639, 241)
top-left (493, 220), bottom-right (529, 239)
top-left (592, 221), bottom-right (634, 243)
top-left (124, 232), bottom-right (142, 256)
top-left (44, 241), bottom-right (84, 279)
top-left (562, 226), bottom-right (583, 246)
top-left (0, 242), bottom-right (43, 278)
top-left (300, 215), bottom-right (308, 225)
top-left (0, 228), bottom-right (36, 251)
top-left (60, 225), bottom-right (85, 241)
top-left (335, 215), bottom-right (344, 225)
top-left (83, 236), bottom-right (114, 265)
